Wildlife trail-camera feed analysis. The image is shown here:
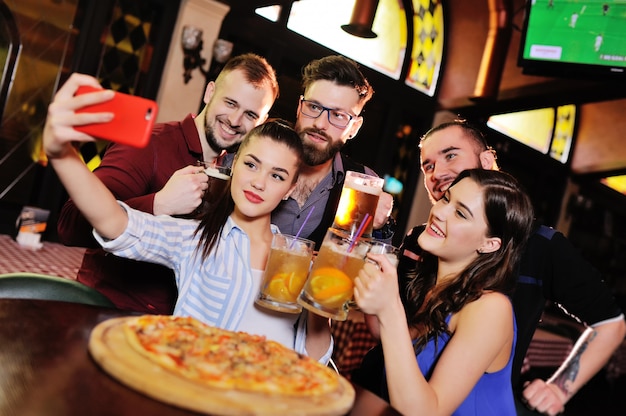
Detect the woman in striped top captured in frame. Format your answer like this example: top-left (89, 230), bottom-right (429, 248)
top-left (43, 74), bottom-right (332, 363)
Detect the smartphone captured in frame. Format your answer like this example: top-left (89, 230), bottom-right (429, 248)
top-left (74, 86), bottom-right (158, 148)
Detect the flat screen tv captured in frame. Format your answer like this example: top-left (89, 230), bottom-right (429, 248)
top-left (518, 0), bottom-right (626, 79)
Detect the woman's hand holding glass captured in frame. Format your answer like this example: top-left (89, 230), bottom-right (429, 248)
top-left (353, 253), bottom-right (402, 319)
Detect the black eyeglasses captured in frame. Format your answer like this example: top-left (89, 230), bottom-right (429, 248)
top-left (299, 96), bottom-right (355, 129)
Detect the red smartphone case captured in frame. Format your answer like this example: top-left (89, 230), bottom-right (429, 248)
top-left (74, 86), bottom-right (158, 148)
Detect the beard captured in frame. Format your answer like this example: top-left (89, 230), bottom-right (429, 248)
top-left (204, 112), bottom-right (242, 154)
top-left (299, 128), bottom-right (345, 166)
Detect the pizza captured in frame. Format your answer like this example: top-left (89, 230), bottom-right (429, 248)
top-left (89, 315), bottom-right (354, 415)
top-left (124, 315), bottom-right (337, 395)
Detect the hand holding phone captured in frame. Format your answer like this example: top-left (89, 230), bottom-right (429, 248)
top-left (74, 86), bottom-right (158, 148)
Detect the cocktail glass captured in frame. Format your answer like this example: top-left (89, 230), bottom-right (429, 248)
top-left (297, 228), bottom-right (372, 321)
top-left (256, 234), bottom-right (315, 314)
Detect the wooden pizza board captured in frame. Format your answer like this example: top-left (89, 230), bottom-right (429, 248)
top-left (88, 317), bottom-right (355, 416)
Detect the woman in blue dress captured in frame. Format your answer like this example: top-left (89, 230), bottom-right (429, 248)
top-left (353, 169), bottom-right (534, 415)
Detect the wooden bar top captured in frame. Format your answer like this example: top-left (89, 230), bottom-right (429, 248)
top-left (0, 298), bottom-right (399, 416)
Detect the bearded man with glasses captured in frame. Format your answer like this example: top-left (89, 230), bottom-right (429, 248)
top-left (271, 55), bottom-right (395, 376)
top-left (271, 55), bottom-right (395, 248)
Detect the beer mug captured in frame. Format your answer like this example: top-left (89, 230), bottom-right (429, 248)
top-left (367, 241), bottom-right (400, 268)
top-left (347, 241), bottom-right (400, 311)
top-left (200, 160), bottom-right (232, 200)
top-left (333, 171), bottom-right (384, 237)
top-left (188, 160), bottom-right (232, 218)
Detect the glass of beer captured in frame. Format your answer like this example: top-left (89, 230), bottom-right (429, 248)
top-left (256, 234), bottom-right (315, 314)
top-left (333, 171), bottom-right (384, 237)
top-left (347, 241), bottom-right (400, 311)
top-left (191, 161), bottom-right (232, 218)
top-left (201, 161), bottom-right (232, 199)
top-left (367, 241), bottom-right (400, 268)
top-left (297, 228), bottom-right (372, 321)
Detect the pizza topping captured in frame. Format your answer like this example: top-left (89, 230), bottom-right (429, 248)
top-left (123, 315), bottom-right (339, 396)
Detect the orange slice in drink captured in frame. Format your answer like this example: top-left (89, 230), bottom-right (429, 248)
top-left (286, 272), bottom-right (306, 297)
top-left (267, 273), bottom-right (291, 301)
top-left (309, 267), bottom-right (353, 307)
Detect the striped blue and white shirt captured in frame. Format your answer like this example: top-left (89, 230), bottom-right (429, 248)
top-left (94, 202), bottom-right (332, 363)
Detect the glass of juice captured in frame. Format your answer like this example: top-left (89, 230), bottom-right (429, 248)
top-left (255, 234), bottom-right (315, 314)
top-left (333, 171), bottom-right (384, 237)
top-left (297, 228), bottom-right (372, 321)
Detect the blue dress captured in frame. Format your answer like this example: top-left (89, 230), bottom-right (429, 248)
top-left (415, 315), bottom-right (517, 415)
top-left (352, 314), bottom-right (517, 416)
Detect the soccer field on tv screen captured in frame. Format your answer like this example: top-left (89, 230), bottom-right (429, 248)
top-left (523, 0), bottom-right (626, 68)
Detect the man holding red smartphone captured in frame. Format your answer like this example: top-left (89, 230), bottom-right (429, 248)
top-left (56, 53), bottom-right (279, 314)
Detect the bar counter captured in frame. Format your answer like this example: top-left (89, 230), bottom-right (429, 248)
top-left (0, 298), bottom-right (399, 416)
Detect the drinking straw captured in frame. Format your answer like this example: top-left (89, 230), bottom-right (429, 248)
top-left (290, 205), bottom-right (315, 248)
top-left (347, 213), bottom-right (372, 253)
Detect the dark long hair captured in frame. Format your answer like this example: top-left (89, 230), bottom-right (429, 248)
top-left (405, 169), bottom-right (534, 351)
top-left (193, 119), bottom-right (303, 261)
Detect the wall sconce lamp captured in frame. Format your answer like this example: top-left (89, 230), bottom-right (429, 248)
top-left (341, 0), bottom-right (379, 38)
top-left (181, 25), bottom-right (233, 84)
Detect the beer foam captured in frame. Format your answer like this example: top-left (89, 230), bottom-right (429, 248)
top-left (346, 181), bottom-right (382, 196)
top-left (204, 167), bottom-right (230, 180)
